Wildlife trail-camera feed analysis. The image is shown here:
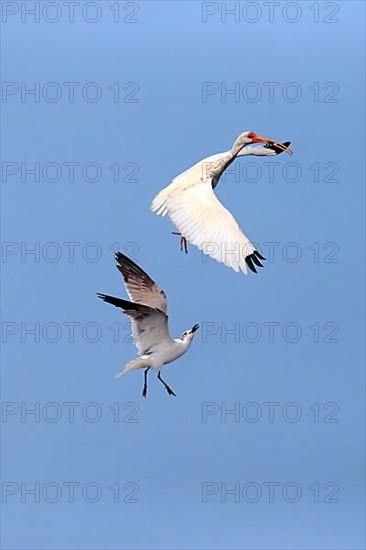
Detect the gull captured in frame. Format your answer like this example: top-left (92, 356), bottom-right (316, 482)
top-left (151, 132), bottom-right (292, 275)
top-left (97, 252), bottom-right (199, 398)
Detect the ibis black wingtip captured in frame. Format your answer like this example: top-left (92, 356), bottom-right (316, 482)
top-left (245, 251), bottom-right (267, 273)
top-left (251, 255), bottom-right (264, 268)
top-left (245, 255), bottom-right (257, 274)
top-left (254, 250), bottom-right (266, 261)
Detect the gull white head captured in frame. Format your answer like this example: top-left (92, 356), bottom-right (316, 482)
top-left (180, 324), bottom-right (200, 343)
top-left (233, 131), bottom-right (293, 154)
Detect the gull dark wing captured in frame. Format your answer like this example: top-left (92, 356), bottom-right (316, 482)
top-left (97, 293), bottom-right (154, 316)
top-left (97, 293), bottom-right (171, 354)
top-left (114, 252), bottom-right (168, 314)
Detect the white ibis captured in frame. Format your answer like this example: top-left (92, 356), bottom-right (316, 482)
top-left (151, 132), bottom-right (292, 274)
top-left (97, 252), bottom-right (199, 398)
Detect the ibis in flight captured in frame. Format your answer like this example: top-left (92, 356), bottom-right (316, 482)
top-left (151, 132), bottom-right (292, 275)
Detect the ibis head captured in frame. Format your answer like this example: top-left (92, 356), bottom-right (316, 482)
top-left (233, 131), bottom-right (293, 155)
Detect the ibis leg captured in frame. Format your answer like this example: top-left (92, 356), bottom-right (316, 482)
top-left (172, 232), bottom-right (188, 254)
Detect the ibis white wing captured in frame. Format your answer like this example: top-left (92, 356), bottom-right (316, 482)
top-left (151, 152), bottom-right (267, 275)
top-left (150, 153), bottom-right (225, 217)
top-left (166, 178), bottom-right (256, 274)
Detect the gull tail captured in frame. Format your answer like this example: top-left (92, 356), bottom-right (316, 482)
top-left (115, 356), bottom-right (151, 379)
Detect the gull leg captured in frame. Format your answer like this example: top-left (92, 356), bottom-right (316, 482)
top-left (142, 367), bottom-right (150, 398)
top-left (172, 232), bottom-right (188, 254)
top-left (157, 371), bottom-right (176, 396)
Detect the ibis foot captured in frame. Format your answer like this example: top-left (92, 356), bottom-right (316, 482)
top-left (172, 232), bottom-right (188, 254)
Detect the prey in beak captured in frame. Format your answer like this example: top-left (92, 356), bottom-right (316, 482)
top-left (248, 132), bottom-right (293, 155)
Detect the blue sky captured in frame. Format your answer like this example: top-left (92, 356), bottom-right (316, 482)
top-left (1, 1), bottom-right (365, 549)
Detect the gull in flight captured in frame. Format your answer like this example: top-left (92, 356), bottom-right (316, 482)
top-left (97, 252), bottom-right (199, 398)
top-left (151, 132), bottom-right (292, 275)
